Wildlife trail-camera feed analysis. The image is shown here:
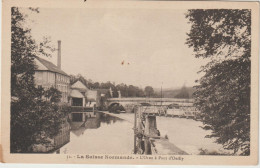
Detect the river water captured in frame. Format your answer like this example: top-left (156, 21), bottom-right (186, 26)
top-left (59, 113), bottom-right (225, 155)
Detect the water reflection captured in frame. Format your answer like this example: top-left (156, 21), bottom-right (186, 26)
top-left (60, 113), bottom-right (226, 155)
top-left (70, 114), bottom-right (124, 136)
top-left (60, 113), bottom-right (133, 154)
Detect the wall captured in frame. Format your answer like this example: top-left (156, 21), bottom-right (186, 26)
top-left (34, 71), bottom-right (55, 88)
top-left (55, 73), bottom-right (70, 103)
top-left (34, 71), bottom-right (70, 103)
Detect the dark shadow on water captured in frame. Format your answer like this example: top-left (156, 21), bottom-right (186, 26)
top-left (100, 113), bottom-right (124, 125)
top-left (70, 113), bottom-right (124, 137)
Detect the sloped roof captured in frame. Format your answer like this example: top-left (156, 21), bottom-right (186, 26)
top-left (71, 81), bottom-right (88, 91)
top-left (70, 89), bottom-right (84, 98)
top-left (34, 56), bottom-right (69, 76)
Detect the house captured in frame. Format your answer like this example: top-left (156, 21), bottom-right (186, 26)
top-left (69, 80), bottom-right (88, 107)
top-left (34, 41), bottom-right (70, 103)
top-left (69, 80), bottom-right (110, 121)
top-left (85, 88), bottom-right (110, 108)
top-left (85, 90), bottom-right (98, 107)
top-left (69, 80), bottom-right (110, 108)
top-left (69, 80), bottom-right (95, 121)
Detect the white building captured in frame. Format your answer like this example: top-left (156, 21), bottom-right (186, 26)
top-left (34, 41), bottom-right (70, 103)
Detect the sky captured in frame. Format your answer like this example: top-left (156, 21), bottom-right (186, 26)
top-left (24, 7), bottom-right (206, 89)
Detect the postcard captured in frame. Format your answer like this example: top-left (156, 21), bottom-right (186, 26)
top-left (1, 0), bottom-right (259, 165)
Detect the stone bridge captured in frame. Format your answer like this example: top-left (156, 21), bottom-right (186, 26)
top-left (106, 97), bottom-right (194, 113)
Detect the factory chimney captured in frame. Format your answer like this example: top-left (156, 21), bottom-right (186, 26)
top-left (57, 40), bottom-right (61, 69)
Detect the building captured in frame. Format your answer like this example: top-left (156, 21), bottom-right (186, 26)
top-left (69, 80), bottom-right (88, 106)
top-left (69, 80), bottom-right (95, 121)
top-left (34, 41), bottom-right (70, 103)
top-left (69, 80), bottom-right (110, 121)
top-left (69, 80), bottom-right (109, 108)
top-left (85, 90), bottom-right (98, 107)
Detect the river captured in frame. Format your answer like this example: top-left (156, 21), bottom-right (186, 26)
top-left (59, 112), bottom-right (226, 155)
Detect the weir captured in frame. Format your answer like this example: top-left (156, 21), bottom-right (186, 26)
top-left (99, 106), bottom-right (188, 155)
top-left (133, 106), bottom-right (188, 155)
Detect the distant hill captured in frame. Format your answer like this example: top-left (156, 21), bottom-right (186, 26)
top-left (155, 86), bottom-right (196, 98)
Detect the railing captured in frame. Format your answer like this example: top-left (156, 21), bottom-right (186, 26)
top-left (108, 97), bottom-right (194, 103)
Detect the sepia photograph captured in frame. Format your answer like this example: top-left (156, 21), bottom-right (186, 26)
top-left (1, 0), bottom-right (259, 165)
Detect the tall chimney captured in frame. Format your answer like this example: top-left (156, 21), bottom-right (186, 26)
top-left (57, 40), bottom-right (61, 69)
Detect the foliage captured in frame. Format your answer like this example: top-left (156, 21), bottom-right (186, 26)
top-left (11, 99), bottom-right (65, 152)
top-left (70, 74), bottom-right (146, 98)
top-left (186, 9), bottom-right (251, 155)
top-left (144, 86), bottom-right (155, 97)
top-left (59, 103), bottom-right (72, 114)
top-left (70, 74), bottom-right (88, 87)
top-left (11, 7), bottom-right (37, 99)
top-left (175, 85), bottom-right (190, 99)
top-left (44, 87), bottom-right (62, 103)
top-left (11, 7), bottom-right (66, 153)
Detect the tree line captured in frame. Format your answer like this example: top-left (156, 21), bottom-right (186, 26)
top-left (70, 74), bottom-right (158, 98)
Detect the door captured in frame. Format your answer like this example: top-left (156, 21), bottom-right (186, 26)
top-left (72, 98), bottom-right (83, 106)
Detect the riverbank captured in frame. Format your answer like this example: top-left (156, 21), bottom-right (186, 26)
top-left (98, 111), bottom-right (227, 155)
top-left (59, 112), bottom-right (227, 155)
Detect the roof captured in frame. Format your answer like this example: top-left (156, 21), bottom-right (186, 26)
top-left (70, 89), bottom-right (84, 98)
top-left (71, 81), bottom-right (88, 91)
top-left (34, 56), bottom-right (69, 76)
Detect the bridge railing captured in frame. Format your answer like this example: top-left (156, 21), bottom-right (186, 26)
top-left (107, 97), bottom-right (194, 103)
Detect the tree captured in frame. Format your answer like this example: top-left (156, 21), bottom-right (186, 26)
top-left (44, 87), bottom-right (62, 103)
top-left (175, 85), bottom-right (190, 99)
top-left (69, 75), bottom-right (145, 98)
top-left (136, 88), bottom-right (145, 97)
top-left (70, 74), bottom-right (88, 86)
top-left (144, 86), bottom-right (154, 98)
top-left (186, 9), bottom-right (251, 155)
top-left (92, 82), bottom-right (100, 89)
top-left (128, 85), bottom-right (137, 97)
top-left (11, 8), bottom-right (37, 99)
top-left (116, 83), bottom-right (128, 97)
top-left (11, 7), bottom-right (65, 153)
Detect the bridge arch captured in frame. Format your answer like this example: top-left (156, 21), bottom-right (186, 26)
top-left (107, 101), bottom-right (154, 113)
top-left (108, 102), bottom-right (126, 112)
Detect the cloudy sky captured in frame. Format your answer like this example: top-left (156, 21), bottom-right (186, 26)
top-left (25, 7), bottom-right (205, 89)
